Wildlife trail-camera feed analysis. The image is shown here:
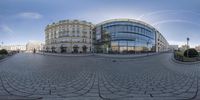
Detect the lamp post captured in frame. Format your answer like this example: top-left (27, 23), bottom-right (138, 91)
top-left (71, 36), bottom-right (72, 53)
top-left (187, 37), bottom-right (189, 50)
top-left (187, 37), bottom-right (190, 57)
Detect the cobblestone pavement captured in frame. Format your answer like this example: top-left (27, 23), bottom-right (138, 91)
top-left (0, 53), bottom-right (200, 100)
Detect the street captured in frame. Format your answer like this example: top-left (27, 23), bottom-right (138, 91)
top-left (0, 53), bottom-right (200, 100)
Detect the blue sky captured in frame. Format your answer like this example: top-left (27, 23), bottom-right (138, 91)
top-left (0, 0), bottom-right (200, 47)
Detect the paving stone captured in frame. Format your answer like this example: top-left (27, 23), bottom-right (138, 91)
top-left (0, 53), bottom-right (199, 100)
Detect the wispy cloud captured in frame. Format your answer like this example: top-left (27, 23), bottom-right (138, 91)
top-left (0, 24), bottom-right (15, 43)
top-left (137, 10), bottom-right (200, 20)
top-left (0, 25), bottom-right (14, 34)
top-left (17, 12), bottom-right (43, 19)
top-left (152, 19), bottom-right (200, 27)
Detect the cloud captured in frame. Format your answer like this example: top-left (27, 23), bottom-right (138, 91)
top-left (152, 19), bottom-right (200, 27)
top-left (0, 24), bottom-right (15, 44)
top-left (137, 10), bottom-right (200, 21)
top-left (0, 25), bottom-right (14, 34)
top-left (17, 12), bottom-right (43, 19)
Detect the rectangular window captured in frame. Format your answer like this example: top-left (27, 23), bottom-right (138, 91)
top-left (128, 26), bottom-right (131, 32)
top-left (119, 41), bottom-right (127, 46)
top-left (111, 41), bottom-right (118, 46)
top-left (141, 28), bottom-right (144, 34)
top-left (135, 27), bottom-right (138, 33)
top-left (128, 41), bottom-right (135, 46)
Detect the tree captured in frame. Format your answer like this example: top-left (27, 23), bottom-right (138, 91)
top-left (60, 45), bottom-right (64, 53)
top-left (0, 49), bottom-right (8, 55)
top-left (102, 30), bottom-right (111, 53)
top-left (51, 47), bottom-right (55, 53)
top-left (33, 48), bottom-right (36, 53)
top-left (184, 48), bottom-right (199, 58)
top-left (82, 45), bottom-right (87, 53)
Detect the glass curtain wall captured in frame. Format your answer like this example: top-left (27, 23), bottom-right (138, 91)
top-left (96, 21), bottom-right (156, 53)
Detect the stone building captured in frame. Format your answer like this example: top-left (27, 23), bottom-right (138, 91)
top-left (45, 20), bottom-right (94, 53)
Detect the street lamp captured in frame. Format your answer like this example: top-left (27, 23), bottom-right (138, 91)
top-left (187, 37), bottom-right (190, 57)
top-left (71, 36), bottom-right (72, 53)
top-left (187, 37), bottom-right (189, 50)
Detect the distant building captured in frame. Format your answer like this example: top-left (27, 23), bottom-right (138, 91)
top-left (26, 41), bottom-right (44, 52)
top-left (156, 31), bottom-right (169, 52)
top-left (1, 45), bottom-right (26, 51)
top-left (169, 45), bottom-right (179, 51)
top-left (195, 45), bottom-right (200, 52)
top-left (179, 44), bottom-right (190, 51)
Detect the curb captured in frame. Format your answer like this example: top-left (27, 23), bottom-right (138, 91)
top-left (36, 52), bottom-right (94, 57)
top-left (0, 54), bottom-right (15, 63)
top-left (36, 52), bottom-right (170, 59)
top-left (171, 55), bottom-right (200, 65)
top-left (93, 52), bottom-right (171, 59)
top-left (93, 53), bottom-right (158, 59)
top-left (37, 52), bottom-right (158, 59)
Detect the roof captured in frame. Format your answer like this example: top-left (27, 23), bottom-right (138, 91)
top-left (96, 18), bottom-right (157, 31)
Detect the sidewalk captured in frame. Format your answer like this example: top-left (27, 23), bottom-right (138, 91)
top-left (37, 52), bottom-right (94, 57)
top-left (171, 54), bottom-right (200, 65)
top-left (37, 52), bottom-right (160, 59)
top-left (94, 53), bottom-right (158, 59)
top-left (0, 55), bottom-right (5, 60)
top-left (0, 95), bottom-right (42, 100)
top-left (0, 54), bottom-right (14, 60)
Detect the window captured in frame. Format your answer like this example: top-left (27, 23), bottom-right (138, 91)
top-left (128, 26), bottom-right (131, 32)
top-left (119, 41), bottom-right (127, 46)
top-left (141, 28), bottom-right (145, 34)
top-left (111, 41), bottom-right (118, 46)
top-left (135, 27), bottom-right (138, 33)
top-left (138, 27), bottom-right (141, 33)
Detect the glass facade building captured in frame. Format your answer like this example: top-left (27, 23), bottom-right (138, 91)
top-left (95, 19), bottom-right (157, 53)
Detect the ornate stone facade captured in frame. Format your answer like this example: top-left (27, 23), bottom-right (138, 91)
top-left (45, 20), bottom-right (94, 53)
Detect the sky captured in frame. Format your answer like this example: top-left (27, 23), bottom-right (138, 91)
top-left (0, 0), bottom-right (200, 47)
